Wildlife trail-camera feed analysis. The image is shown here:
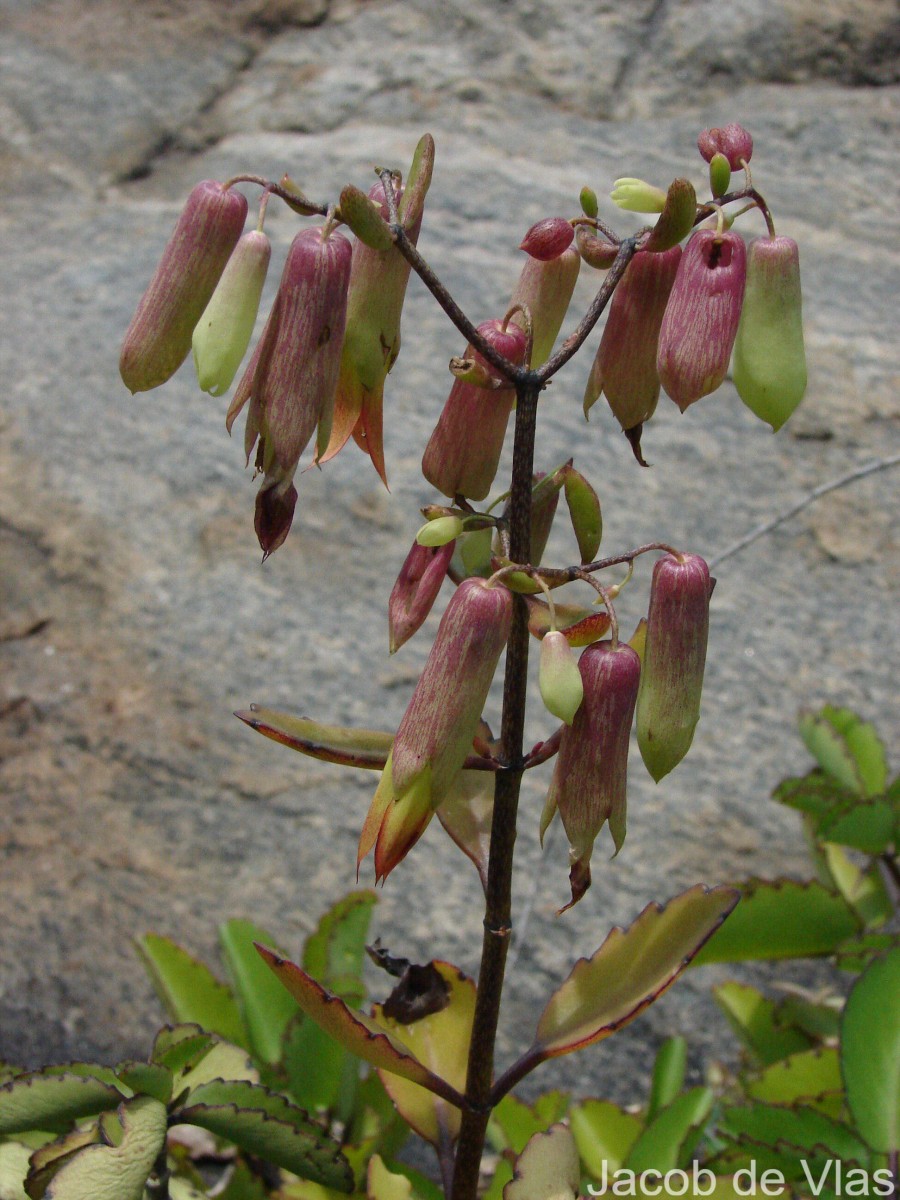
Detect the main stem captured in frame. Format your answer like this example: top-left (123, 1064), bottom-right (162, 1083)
top-left (450, 379), bottom-right (541, 1200)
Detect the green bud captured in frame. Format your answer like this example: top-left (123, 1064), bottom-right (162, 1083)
top-left (539, 631), bottom-right (584, 726)
top-left (580, 186), bottom-right (599, 220)
top-left (641, 178), bottom-right (697, 254)
top-left (416, 515), bottom-right (464, 547)
top-left (610, 178), bottom-right (667, 214)
top-left (709, 153), bottom-right (731, 199)
top-left (339, 184), bottom-right (395, 252)
top-left (732, 236), bottom-right (807, 431)
top-left (192, 229), bottom-right (271, 396)
top-left (563, 466), bottom-right (602, 564)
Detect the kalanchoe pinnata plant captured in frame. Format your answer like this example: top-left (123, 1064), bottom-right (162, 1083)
top-left (113, 123), bottom-right (808, 1199)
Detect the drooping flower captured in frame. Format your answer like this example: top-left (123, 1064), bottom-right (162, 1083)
top-left (227, 223), bottom-right (352, 556)
top-left (584, 246), bottom-right (681, 462)
top-left (120, 181), bottom-right (248, 393)
top-left (732, 236), bottom-right (807, 431)
top-left (697, 124), bottom-right (753, 171)
top-left (359, 577), bottom-right (513, 880)
top-left (656, 230), bottom-right (747, 411)
top-left (316, 134), bottom-right (435, 485)
top-left (540, 640), bottom-right (641, 910)
top-left (388, 539), bottom-right (455, 653)
top-left (192, 228), bottom-right (271, 396)
top-left (508, 245), bottom-right (581, 368)
top-left (422, 319), bottom-right (528, 501)
top-left (636, 553), bottom-right (712, 782)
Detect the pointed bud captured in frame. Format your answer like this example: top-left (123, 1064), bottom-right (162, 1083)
top-left (636, 554), bottom-right (711, 782)
top-left (540, 641), bottom-right (641, 908)
top-left (584, 246), bottom-right (681, 448)
top-left (563, 466), bottom-right (602, 563)
top-left (697, 124), bottom-right (753, 171)
top-left (254, 475), bottom-right (298, 561)
top-left (422, 321), bottom-right (528, 501)
top-left (416, 515), bottom-right (464, 547)
top-left (733, 236), bottom-right (807, 431)
top-left (120, 181), bottom-right (248, 393)
top-left (359, 578), bottom-right (513, 878)
top-left (610, 178), bottom-right (667, 214)
top-left (641, 179), bottom-right (697, 254)
top-left (192, 229), bottom-right (271, 396)
top-left (520, 218), bottom-right (575, 261)
top-left (388, 540), bottom-right (454, 653)
top-left (539, 632), bottom-right (584, 725)
top-left (657, 230), bottom-right (746, 411)
top-left (509, 247), bottom-right (581, 367)
top-left (708, 153), bottom-right (731, 199)
top-left (575, 226), bottom-right (619, 270)
top-left (339, 183), bottom-right (395, 252)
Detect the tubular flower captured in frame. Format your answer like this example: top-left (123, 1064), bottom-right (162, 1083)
top-left (509, 245), bottom-right (581, 368)
top-left (388, 539), bottom-right (455, 654)
top-left (583, 245), bottom-right (681, 462)
top-left (120, 180), bottom-right (248, 393)
top-left (540, 640), bottom-right (641, 910)
top-left (359, 578), bottom-right (513, 881)
top-left (636, 553), bottom-right (712, 782)
top-left (227, 224), bottom-right (352, 556)
top-left (732, 236), bottom-right (807, 431)
top-left (317, 134), bottom-right (435, 485)
top-left (422, 319), bottom-right (528, 501)
top-left (656, 230), bottom-right (746, 411)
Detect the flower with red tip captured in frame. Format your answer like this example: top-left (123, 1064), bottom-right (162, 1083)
top-left (636, 553), bottom-right (712, 782)
top-left (697, 124), bottom-right (753, 171)
top-left (422, 319), bottom-right (528, 501)
top-left (120, 181), bottom-right (248, 393)
top-left (227, 223), bottom-right (352, 556)
top-left (359, 577), bottom-right (513, 880)
top-left (540, 640), bottom-right (641, 910)
top-left (656, 230), bottom-right (746, 412)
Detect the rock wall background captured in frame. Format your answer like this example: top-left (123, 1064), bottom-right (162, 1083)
top-left (1, 0), bottom-right (898, 1109)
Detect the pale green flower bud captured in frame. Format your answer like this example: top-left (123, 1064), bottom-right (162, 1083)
top-left (192, 229), bottom-right (271, 396)
top-left (539, 632), bottom-right (584, 725)
top-left (610, 178), bottom-right (667, 214)
top-left (416, 515), bottom-right (464, 547)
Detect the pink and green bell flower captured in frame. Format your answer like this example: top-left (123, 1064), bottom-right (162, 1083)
top-left (120, 180), bottom-right (248, 393)
top-left (192, 228), bottom-right (271, 396)
top-left (584, 245), bottom-right (681, 461)
top-left (540, 639), bottom-right (641, 910)
top-left (422, 319), bottom-right (528, 501)
top-left (227, 223), bottom-right (352, 556)
top-left (509, 244), bottom-right (581, 368)
top-left (388, 539), bottom-right (455, 654)
top-left (316, 134), bottom-right (434, 486)
top-left (636, 553), bottom-right (712, 782)
top-left (732, 236), bottom-right (807, 431)
top-left (359, 577), bottom-right (513, 881)
top-left (656, 229), bottom-right (747, 411)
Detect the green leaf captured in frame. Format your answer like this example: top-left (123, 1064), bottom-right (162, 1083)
top-left (773, 995), bottom-right (841, 1043)
top-left (490, 1095), bottom-right (568, 1157)
top-left (219, 920), bottom-right (300, 1066)
top-left (773, 771), bottom-right (858, 819)
top-left (798, 706), bottom-right (886, 796)
top-left (176, 1040), bottom-right (259, 1095)
top-left (0, 1140), bottom-right (32, 1200)
top-left (719, 1102), bottom-right (870, 1164)
top-left (530, 886), bottom-right (738, 1060)
top-left (819, 845), bottom-right (893, 929)
top-left (0, 1072), bottom-right (123, 1136)
top-left (256, 947), bottom-right (466, 1109)
top-left (25, 1125), bottom-right (103, 1199)
top-left (835, 931), bottom-right (900, 972)
top-left (235, 707), bottom-right (392, 770)
top-left (303, 891), bottom-right (377, 997)
top-left (647, 1037), bottom-right (687, 1119)
top-left (503, 1124), bottom-right (580, 1200)
top-left (691, 879), bottom-right (860, 965)
top-left (135, 935), bottom-right (247, 1048)
top-left (40, 1096), bottom-right (167, 1200)
top-left (819, 797), bottom-right (895, 854)
top-left (150, 1025), bottom-right (216, 1074)
top-left (624, 1087), bottom-right (713, 1172)
top-left (177, 1080), bottom-right (353, 1192)
top-left (745, 1048), bottom-right (842, 1108)
top-left (112, 1062), bottom-right (173, 1105)
top-left (281, 1013), bottom-right (349, 1116)
top-left (841, 948), bottom-right (900, 1152)
top-left (367, 1154), bottom-right (413, 1200)
top-left (568, 1099), bottom-right (641, 1177)
top-left (713, 983), bottom-right (812, 1065)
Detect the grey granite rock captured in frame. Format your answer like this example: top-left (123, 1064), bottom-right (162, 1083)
top-left (1, 0), bottom-right (898, 1130)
